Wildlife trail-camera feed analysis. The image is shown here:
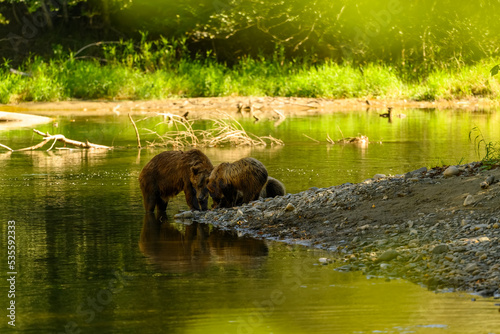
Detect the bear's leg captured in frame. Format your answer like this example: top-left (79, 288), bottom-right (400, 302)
top-left (251, 191), bottom-right (261, 202)
top-left (233, 190), bottom-right (243, 206)
top-left (143, 194), bottom-right (158, 212)
top-left (156, 197), bottom-right (168, 212)
top-left (211, 198), bottom-right (220, 209)
top-left (240, 190), bottom-right (256, 205)
top-left (218, 197), bottom-right (231, 208)
top-left (184, 186), bottom-right (201, 211)
top-left (222, 186), bottom-right (238, 207)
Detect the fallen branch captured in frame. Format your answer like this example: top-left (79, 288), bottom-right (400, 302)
top-left (303, 133), bottom-right (320, 143)
top-left (327, 133), bottom-right (369, 145)
top-left (272, 109), bottom-right (286, 127)
top-left (10, 68), bottom-right (32, 77)
top-left (73, 41), bottom-right (120, 58)
top-left (14, 129), bottom-right (111, 151)
top-left (0, 143), bottom-right (13, 151)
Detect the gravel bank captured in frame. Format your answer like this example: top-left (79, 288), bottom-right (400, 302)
top-left (187, 162), bottom-right (500, 296)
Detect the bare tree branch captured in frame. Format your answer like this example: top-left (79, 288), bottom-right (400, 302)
top-left (129, 113), bottom-right (142, 149)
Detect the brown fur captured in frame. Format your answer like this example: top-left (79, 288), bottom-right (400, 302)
top-left (208, 157), bottom-right (268, 208)
top-left (260, 177), bottom-right (286, 198)
top-left (139, 149), bottom-right (213, 212)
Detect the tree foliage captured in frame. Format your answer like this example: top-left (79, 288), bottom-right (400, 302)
top-left (1, 0), bottom-right (500, 75)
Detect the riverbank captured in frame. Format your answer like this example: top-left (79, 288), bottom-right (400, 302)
top-left (3, 96), bottom-right (499, 117)
top-left (189, 162), bottom-right (500, 296)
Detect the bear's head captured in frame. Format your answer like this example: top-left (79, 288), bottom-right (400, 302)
top-left (207, 164), bottom-right (226, 208)
top-left (190, 165), bottom-right (212, 211)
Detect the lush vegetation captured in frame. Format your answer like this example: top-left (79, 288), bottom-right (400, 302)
top-left (1, 1), bottom-right (500, 102)
top-left (1, 45), bottom-right (500, 103)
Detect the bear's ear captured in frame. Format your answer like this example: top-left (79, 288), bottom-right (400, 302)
top-left (191, 166), bottom-right (199, 175)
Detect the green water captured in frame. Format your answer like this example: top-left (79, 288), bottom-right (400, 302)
top-left (1, 109), bottom-right (500, 333)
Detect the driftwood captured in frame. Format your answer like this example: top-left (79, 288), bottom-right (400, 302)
top-left (0, 143), bottom-right (13, 151)
top-left (128, 113), bottom-right (142, 149)
top-left (302, 133), bottom-right (320, 143)
top-left (301, 132), bottom-right (370, 145)
top-left (0, 129), bottom-right (111, 152)
top-left (144, 112), bottom-right (284, 149)
top-left (326, 133), bottom-right (369, 145)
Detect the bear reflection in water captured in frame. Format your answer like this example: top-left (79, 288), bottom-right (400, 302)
top-left (139, 213), bottom-right (269, 272)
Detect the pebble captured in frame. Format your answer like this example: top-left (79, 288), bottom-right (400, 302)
top-left (285, 203), bottom-right (295, 211)
top-left (463, 195), bottom-right (476, 206)
top-left (336, 265), bottom-right (353, 272)
top-left (380, 263), bottom-right (390, 270)
top-left (376, 249), bottom-right (399, 262)
top-left (174, 211), bottom-right (193, 219)
top-left (465, 263), bottom-right (479, 273)
top-left (481, 175), bottom-right (496, 189)
top-left (443, 166), bottom-right (460, 177)
top-left (432, 244), bottom-right (449, 255)
top-left (405, 166), bottom-right (427, 179)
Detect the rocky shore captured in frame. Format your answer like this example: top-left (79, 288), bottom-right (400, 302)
top-left (187, 162), bottom-right (500, 297)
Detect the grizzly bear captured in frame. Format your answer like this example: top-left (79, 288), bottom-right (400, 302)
top-left (208, 157), bottom-right (268, 208)
top-left (260, 177), bottom-right (286, 198)
top-left (139, 149), bottom-right (213, 212)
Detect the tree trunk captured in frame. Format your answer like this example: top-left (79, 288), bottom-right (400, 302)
top-left (11, 3), bottom-right (21, 24)
top-left (102, 0), bottom-right (110, 32)
top-left (62, 0), bottom-right (69, 24)
top-left (40, 1), bottom-right (54, 30)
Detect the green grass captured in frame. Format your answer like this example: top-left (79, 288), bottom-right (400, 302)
top-left (470, 127), bottom-right (500, 169)
top-left (2, 45), bottom-right (500, 103)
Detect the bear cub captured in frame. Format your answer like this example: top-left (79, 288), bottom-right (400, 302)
top-left (208, 157), bottom-right (268, 208)
top-left (260, 176), bottom-right (286, 198)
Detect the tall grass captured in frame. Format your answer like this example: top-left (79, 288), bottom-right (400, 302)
top-left (2, 39), bottom-right (500, 103)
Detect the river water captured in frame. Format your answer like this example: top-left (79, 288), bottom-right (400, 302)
top-left (1, 108), bottom-right (500, 333)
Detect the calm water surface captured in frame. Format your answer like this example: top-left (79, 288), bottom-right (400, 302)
top-left (1, 108), bottom-right (500, 333)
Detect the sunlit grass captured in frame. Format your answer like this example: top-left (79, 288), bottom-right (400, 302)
top-left (1, 49), bottom-right (500, 102)
top-left (408, 60), bottom-right (500, 101)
